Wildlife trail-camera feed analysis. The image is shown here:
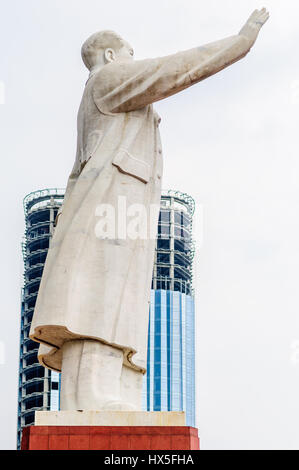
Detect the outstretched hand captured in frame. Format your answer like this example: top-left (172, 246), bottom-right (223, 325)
top-left (239, 8), bottom-right (270, 45)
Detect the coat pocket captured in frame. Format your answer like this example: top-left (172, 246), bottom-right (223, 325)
top-left (112, 149), bottom-right (150, 184)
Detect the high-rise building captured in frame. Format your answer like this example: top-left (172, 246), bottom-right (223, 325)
top-left (143, 190), bottom-right (196, 427)
top-left (17, 189), bottom-right (64, 449)
top-left (17, 188), bottom-right (196, 447)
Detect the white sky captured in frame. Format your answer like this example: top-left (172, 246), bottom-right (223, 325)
top-left (1, 0), bottom-right (299, 450)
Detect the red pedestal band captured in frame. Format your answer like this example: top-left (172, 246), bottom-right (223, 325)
top-left (21, 426), bottom-right (200, 450)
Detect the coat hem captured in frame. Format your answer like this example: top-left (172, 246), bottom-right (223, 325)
top-left (30, 325), bottom-right (146, 374)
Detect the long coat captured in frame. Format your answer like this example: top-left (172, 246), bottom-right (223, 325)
top-left (30, 34), bottom-right (252, 373)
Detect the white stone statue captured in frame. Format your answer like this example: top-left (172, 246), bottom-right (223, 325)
top-left (30, 9), bottom-right (269, 411)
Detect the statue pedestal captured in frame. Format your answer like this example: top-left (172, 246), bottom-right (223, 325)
top-left (21, 411), bottom-right (200, 450)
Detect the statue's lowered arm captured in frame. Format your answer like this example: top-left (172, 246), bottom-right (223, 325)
top-left (95, 8), bottom-right (269, 114)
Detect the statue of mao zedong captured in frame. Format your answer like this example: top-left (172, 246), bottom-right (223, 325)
top-left (30, 9), bottom-right (269, 410)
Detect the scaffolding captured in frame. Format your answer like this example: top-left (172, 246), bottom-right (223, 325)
top-left (17, 189), bottom-right (64, 449)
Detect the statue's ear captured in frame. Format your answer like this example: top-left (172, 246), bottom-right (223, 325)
top-left (104, 48), bottom-right (116, 63)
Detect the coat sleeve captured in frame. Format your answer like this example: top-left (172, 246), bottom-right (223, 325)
top-left (93, 34), bottom-right (252, 114)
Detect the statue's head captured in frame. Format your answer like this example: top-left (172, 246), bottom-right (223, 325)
top-left (81, 30), bottom-right (134, 70)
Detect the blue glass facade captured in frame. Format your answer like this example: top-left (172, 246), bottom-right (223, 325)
top-left (143, 290), bottom-right (195, 426)
top-left (143, 191), bottom-right (196, 427)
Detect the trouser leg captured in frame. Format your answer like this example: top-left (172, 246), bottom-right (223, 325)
top-left (120, 365), bottom-right (144, 411)
top-left (102, 364), bottom-right (144, 411)
top-left (60, 339), bottom-right (123, 410)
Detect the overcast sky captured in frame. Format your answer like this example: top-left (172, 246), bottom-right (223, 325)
top-left (1, 0), bottom-right (299, 450)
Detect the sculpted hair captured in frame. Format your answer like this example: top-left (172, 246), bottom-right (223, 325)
top-left (81, 30), bottom-right (123, 70)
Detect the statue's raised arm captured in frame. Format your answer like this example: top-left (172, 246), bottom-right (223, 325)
top-left (92, 8), bottom-right (269, 114)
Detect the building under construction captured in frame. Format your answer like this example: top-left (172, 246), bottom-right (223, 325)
top-left (17, 188), bottom-right (196, 447)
